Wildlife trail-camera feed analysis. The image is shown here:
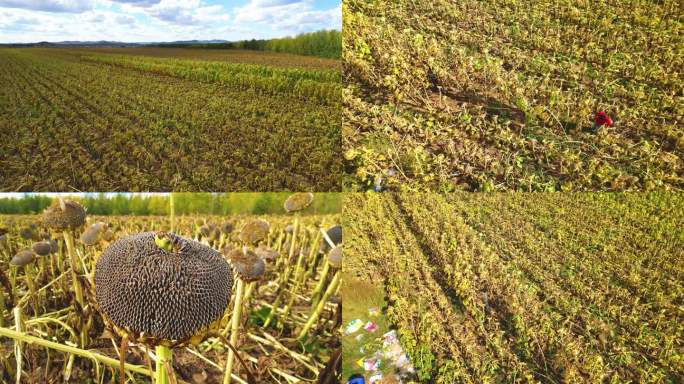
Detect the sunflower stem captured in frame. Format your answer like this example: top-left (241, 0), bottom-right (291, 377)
top-left (13, 307), bottom-right (24, 384)
top-left (297, 271), bottom-right (340, 342)
top-left (62, 231), bottom-right (83, 306)
top-left (224, 278), bottom-right (245, 384)
top-left (63, 231), bottom-right (86, 347)
top-left (169, 193), bottom-right (175, 233)
top-left (283, 216), bottom-right (299, 275)
top-left (155, 345), bottom-right (172, 384)
top-left (310, 262), bottom-right (330, 308)
top-left (23, 265), bottom-right (37, 315)
top-left (1, 324), bottom-right (152, 376)
top-left (0, 291), bottom-right (5, 327)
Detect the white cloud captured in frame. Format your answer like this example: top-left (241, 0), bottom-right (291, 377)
top-left (82, 12), bottom-right (105, 22)
top-left (0, 0), bottom-right (94, 13)
top-left (234, 0), bottom-right (340, 34)
top-left (109, 0), bottom-right (160, 5)
top-left (11, 16), bottom-right (41, 25)
top-left (0, 7), bottom-right (148, 41)
top-left (115, 14), bottom-right (135, 24)
top-left (252, 0), bottom-right (301, 6)
top-left (234, 0), bottom-right (305, 24)
top-left (277, 4), bottom-right (341, 31)
top-left (0, 0), bottom-right (339, 43)
top-left (131, 0), bottom-right (230, 26)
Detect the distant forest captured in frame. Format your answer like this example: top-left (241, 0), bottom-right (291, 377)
top-left (157, 30), bottom-right (341, 59)
top-left (0, 193), bottom-right (341, 216)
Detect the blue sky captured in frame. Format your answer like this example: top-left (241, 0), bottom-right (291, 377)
top-left (0, 0), bottom-right (341, 43)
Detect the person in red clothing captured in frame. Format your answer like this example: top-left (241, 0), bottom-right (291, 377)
top-left (590, 111), bottom-right (614, 133)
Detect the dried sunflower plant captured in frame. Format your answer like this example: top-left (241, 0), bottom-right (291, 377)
top-left (0, 194), bottom-right (341, 383)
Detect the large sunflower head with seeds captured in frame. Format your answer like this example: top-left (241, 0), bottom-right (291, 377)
top-left (94, 231), bottom-right (232, 345)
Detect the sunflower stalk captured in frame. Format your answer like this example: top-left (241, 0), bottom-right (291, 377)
top-left (62, 231), bottom-right (84, 308)
top-left (0, 327), bottom-right (154, 376)
top-left (169, 193), bottom-right (175, 233)
top-left (309, 262), bottom-right (330, 308)
top-left (62, 230), bottom-right (87, 347)
top-left (296, 231), bottom-right (320, 285)
top-left (0, 291), bottom-right (5, 327)
top-left (224, 278), bottom-right (245, 384)
top-left (13, 307), bottom-right (24, 384)
top-left (155, 345), bottom-right (173, 384)
top-left (297, 270), bottom-right (340, 342)
top-left (23, 264), bottom-right (38, 315)
top-left (263, 216), bottom-right (299, 328)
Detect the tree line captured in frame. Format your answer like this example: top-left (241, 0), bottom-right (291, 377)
top-left (156, 30), bottom-right (341, 59)
top-left (0, 193), bottom-right (341, 216)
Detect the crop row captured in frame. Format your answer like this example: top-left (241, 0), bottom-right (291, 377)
top-left (82, 54), bottom-right (341, 105)
top-left (73, 47), bottom-right (340, 70)
top-left (445, 193), bottom-right (684, 380)
top-left (347, 194), bottom-right (548, 382)
top-left (345, 193), bottom-right (480, 382)
top-left (343, 0), bottom-right (683, 191)
top-left (345, 193), bottom-right (684, 382)
top-left (394, 194), bottom-right (611, 382)
top-left (0, 49), bottom-right (341, 191)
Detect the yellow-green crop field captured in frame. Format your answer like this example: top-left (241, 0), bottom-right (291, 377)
top-left (344, 0), bottom-right (683, 191)
top-left (345, 192), bottom-right (683, 383)
top-left (0, 48), bottom-right (341, 191)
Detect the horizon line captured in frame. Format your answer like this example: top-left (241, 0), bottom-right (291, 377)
top-left (0, 29), bottom-right (342, 46)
